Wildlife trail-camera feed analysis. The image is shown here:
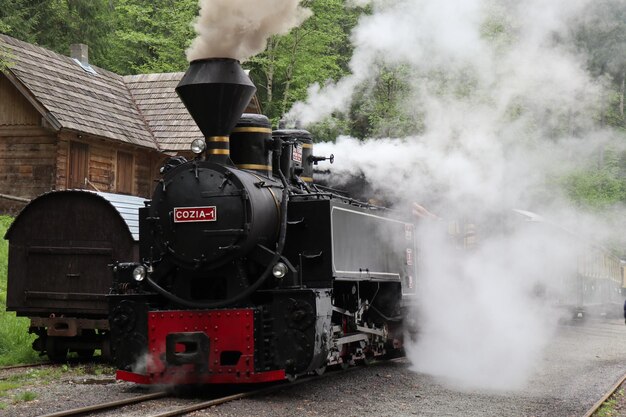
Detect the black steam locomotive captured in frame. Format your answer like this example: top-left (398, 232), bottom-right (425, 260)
top-left (109, 58), bottom-right (416, 384)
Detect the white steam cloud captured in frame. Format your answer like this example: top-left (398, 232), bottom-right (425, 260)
top-left (293, 0), bottom-right (625, 390)
top-left (187, 0), bottom-right (312, 62)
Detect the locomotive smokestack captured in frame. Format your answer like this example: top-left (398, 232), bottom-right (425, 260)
top-left (176, 58), bottom-right (256, 161)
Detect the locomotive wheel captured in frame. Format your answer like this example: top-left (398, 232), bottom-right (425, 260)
top-left (362, 351), bottom-right (375, 366)
top-left (76, 330), bottom-right (96, 359)
top-left (362, 356), bottom-right (374, 366)
top-left (100, 337), bottom-right (112, 362)
top-left (46, 337), bottom-right (68, 363)
top-left (77, 349), bottom-right (95, 359)
top-left (383, 348), bottom-right (404, 359)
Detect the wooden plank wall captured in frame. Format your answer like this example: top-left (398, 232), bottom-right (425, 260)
top-left (0, 75), bottom-right (56, 213)
top-left (136, 151), bottom-right (161, 197)
top-left (56, 132), bottom-right (159, 197)
top-left (0, 75), bottom-right (40, 126)
top-left (0, 127), bottom-right (57, 213)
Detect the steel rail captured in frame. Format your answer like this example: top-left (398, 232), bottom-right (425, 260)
top-left (0, 362), bottom-right (51, 371)
top-left (0, 362), bottom-right (54, 381)
top-left (1, 355), bottom-right (104, 372)
top-left (37, 391), bottom-right (169, 417)
top-left (0, 362), bottom-right (58, 371)
top-left (147, 386), bottom-right (291, 417)
top-left (33, 356), bottom-right (407, 417)
top-left (582, 371), bottom-right (626, 417)
top-left (148, 356), bottom-right (408, 417)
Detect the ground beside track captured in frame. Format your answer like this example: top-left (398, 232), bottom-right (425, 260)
top-left (2, 318), bottom-right (625, 417)
top-left (192, 318), bottom-right (626, 417)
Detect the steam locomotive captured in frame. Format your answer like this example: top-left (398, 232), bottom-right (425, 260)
top-left (109, 58), bottom-right (417, 384)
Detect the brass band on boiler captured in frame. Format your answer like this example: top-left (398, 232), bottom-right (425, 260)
top-left (207, 136), bottom-right (230, 155)
top-left (236, 164), bottom-right (273, 171)
top-left (231, 127), bottom-right (273, 134)
top-left (300, 176), bottom-right (313, 182)
top-left (208, 149), bottom-right (230, 155)
top-left (208, 136), bottom-right (230, 142)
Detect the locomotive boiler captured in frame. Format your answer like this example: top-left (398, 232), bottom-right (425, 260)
top-left (109, 58), bottom-right (417, 384)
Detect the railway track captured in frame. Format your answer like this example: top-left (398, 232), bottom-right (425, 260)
top-left (0, 362), bottom-right (51, 371)
top-left (0, 362), bottom-right (54, 382)
top-left (0, 355), bottom-right (105, 372)
top-left (32, 357), bottom-right (407, 417)
top-left (147, 385), bottom-right (294, 417)
top-left (37, 391), bottom-right (169, 417)
top-left (0, 358), bottom-right (107, 381)
top-left (582, 371), bottom-right (626, 417)
top-left (31, 379), bottom-right (289, 417)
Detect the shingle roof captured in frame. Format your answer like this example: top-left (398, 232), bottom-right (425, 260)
top-left (1, 34), bottom-right (260, 154)
top-left (124, 72), bottom-right (202, 152)
top-left (0, 34), bottom-right (159, 150)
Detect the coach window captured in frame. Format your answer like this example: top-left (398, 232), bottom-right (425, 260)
top-left (117, 151), bottom-right (134, 195)
top-left (68, 141), bottom-right (89, 189)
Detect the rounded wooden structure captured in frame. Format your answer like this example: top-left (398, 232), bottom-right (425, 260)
top-left (5, 190), bottom-right (142, 361)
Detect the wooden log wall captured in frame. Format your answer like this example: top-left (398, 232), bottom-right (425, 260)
top-left (0, 127), bottom-right (57, 214)
top-left (0, 76), bottom-right (57, 213)
top-left (0, 73), bottom-right (165, 213)
top-left (55, 132), bottom-right (159, 197)
top-left (136, 151), bottom-right (162, 197)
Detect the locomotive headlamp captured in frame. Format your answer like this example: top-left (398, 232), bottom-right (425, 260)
top-left (272, 262), bottom-right (288, 279)
top-left (190, 138), bottom-right (206, 154)
top-left (132, 265), bottom-right (147, 282)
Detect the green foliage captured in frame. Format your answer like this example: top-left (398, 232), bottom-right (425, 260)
top-left (0, 216), bottom-right (11, 304)
top-left (350, 65), bottom-right (424, 138)
top-left (572, 0), bottom-right (626, 130)
top-left (563, 148), bottom-right (626, 209)
top-left (0, 42), bottom-right (14, 73)
top-left (561, 145), bottom-right (626, 256)
top-left (565, 169), bottom-right (625, 207)
top-left (0, 0), bottom-right (116, 66)
top-left (247, 0), bottom-right (364, 121)
top-left (0, 0), bottom-right (41, 43)
top-left (479, 3), bottom-right (515, 54)
top-left (15, 391), bottom-right (36, 402)
top-left (306, 117), bottom-right (352, 142)
top-left (0, 381), bottom-right (20, 396)
top-left (0, 0), bottom-right (197, 74)
top-left (0, 315), bottom-right (41, 365)
top-left (0, 216), bottom-right (40, 366)
top-left (99, 0), bottom-right (198, 74)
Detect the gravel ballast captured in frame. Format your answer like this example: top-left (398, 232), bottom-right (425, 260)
top-left (2, 318), bottom-right (625, 417)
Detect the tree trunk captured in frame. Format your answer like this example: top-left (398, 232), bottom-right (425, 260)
top-left (266, 65), bottom-right (274, 106)
top-left (619, 72), bottom-right (626, 119)
top-left (281, 29), bottom-right (301, 118)
top-left (264, 37), bottom-right (281, 114)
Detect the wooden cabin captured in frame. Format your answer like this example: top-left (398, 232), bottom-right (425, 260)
top-left (0, 35), bottom-right (160, 213)
top-left (0, 34), bottom-right (260, 214)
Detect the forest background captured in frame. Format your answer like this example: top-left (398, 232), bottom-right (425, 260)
top-left (0, 0), bottom-right (624, 255)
